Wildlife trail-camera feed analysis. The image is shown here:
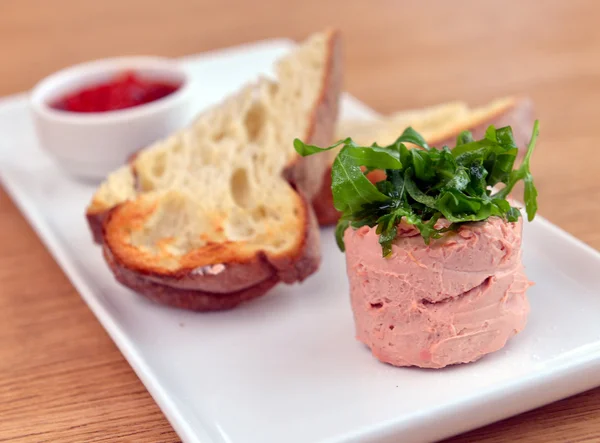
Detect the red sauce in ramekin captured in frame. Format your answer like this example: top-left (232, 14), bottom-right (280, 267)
top-left (50, 71), bottom-right (181, 113)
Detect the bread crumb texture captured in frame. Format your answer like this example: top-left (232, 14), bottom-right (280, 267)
top-left (89, 31), bottom-right (335, 274)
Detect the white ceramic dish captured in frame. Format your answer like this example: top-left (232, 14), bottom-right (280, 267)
top-left (29, 56), bottom-right (194, 181)
top-left (2, 38), bottom-right (600, 443)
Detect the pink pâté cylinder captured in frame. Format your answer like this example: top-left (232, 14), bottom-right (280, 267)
top-left (343, 216), bottom-right (532, 369)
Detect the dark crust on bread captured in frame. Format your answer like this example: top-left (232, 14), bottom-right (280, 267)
top-left (101, 189), bottom-right (320, 311)
top-left (139, 259), bottom-right (275, 293)
top-left (314, 97), bottom-right (535, 226)
top-left (283, 29), bottom-right (342, 200)
top-left (312, 167), bottom-right (337, 225)
top-left (265, 188), bottom-right (321, 283)
top-left (104, 244), bottom-right (280, 311)
top-left (87, 211), bottom-right (108, 244)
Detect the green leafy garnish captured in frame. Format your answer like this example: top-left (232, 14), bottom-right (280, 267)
top-left (293, 120), bottom-right (540, 257)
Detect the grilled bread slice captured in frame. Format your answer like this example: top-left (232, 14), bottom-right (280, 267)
top-left (86, 29), bottom-right (342, 311)
top-left (314, 96), bottom-right (534, 225)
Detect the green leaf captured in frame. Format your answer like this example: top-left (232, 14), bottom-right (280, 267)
top-left (292, 120), bottom-right (540, 256)
top-left (524, 175), bottom-right (538, 221)
top-left (418, 213), bottom-right (443, 244)
top-left (335, 217), bottom-right (351, 251)
top-left (505, 206), bottom-right (521, 222)
top-left (293, 138), bottom-right (349, 156)
top-left (491, 197), bottom-right (511, 213)
top-left (376, 213), bottom-right (398, 257)
top-left (456, 130), bottom-right (474, 146)
top-left (331, 145), bottom-right (390, 214)
top-left (487, 147), bottom-right (518, 186)
top-left (485, 125), bottom-right (497, 141)
top-left (345, 146), bottom-right (402, 170)
top-left (404, 168), bottom-right (437, 207)
top-left (443, 167), bottom-right (470, 192)
top-left (393, 126), bottom-right (430, 150)
top-left (493, 119), bottom-right (540, 221)
top-left (432, 147), bottom-right (458, 182)
top-left (386, 169), bottom-right (406, 199)
top-left (452, 139), bottom-right (498, 161)
top-left (521, 121), bottom-right (540, 221)
top-left (396, 141), bottom-right (413, 167)
top-left (496, 126), bottom-right (517, 150)
top-left (436, 189), bottom-right (490, 222)
top-left (410, 149), bottom-right (435, 181)
top-left (465, 160), bottom-right (488, 195)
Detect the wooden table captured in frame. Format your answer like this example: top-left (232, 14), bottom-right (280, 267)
top-left (1, 0), bottom-right (599, 441)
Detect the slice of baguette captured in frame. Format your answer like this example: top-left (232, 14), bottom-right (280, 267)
top-left (314, 96), bottom-right (534, 225)
top-left (86, 29), bottom-right (342, 311)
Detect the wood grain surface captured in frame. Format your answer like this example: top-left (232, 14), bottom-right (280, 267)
top-left (1, 0), bottom-right (599, 441)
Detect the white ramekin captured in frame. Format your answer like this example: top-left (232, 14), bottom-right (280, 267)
top-left (29, 56), bottom-right (194, 181)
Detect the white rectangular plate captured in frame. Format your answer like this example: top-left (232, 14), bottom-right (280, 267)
top-left (2, 39), bottom-right (600, 443)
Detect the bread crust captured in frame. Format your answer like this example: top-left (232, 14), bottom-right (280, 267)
top-left (314, 96), bottom-right (535, 226)
top-left (101, 188), bottom-right (319, 311)
top-left (430, 97), bottom-right (534, 151)
top-left (87, 30), bottom-right (340, 311)
top-left (87, 210), bottom-right (108, 245)
top-left (104, 244), bottom-right (281, 311)
top-left (283, 29), bottom-right (342, 200)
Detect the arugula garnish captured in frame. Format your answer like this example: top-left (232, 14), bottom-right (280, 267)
top-left (294, 120), bottom-right (540, 257)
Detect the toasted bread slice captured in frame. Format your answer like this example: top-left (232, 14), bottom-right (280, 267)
top-left (86, 29), bottom-right (342, 311)
top-left (314, 96), bottom-right (534, 225)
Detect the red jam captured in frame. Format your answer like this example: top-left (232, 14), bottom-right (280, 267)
top-left (50, 71), bottom-right (181, 113)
